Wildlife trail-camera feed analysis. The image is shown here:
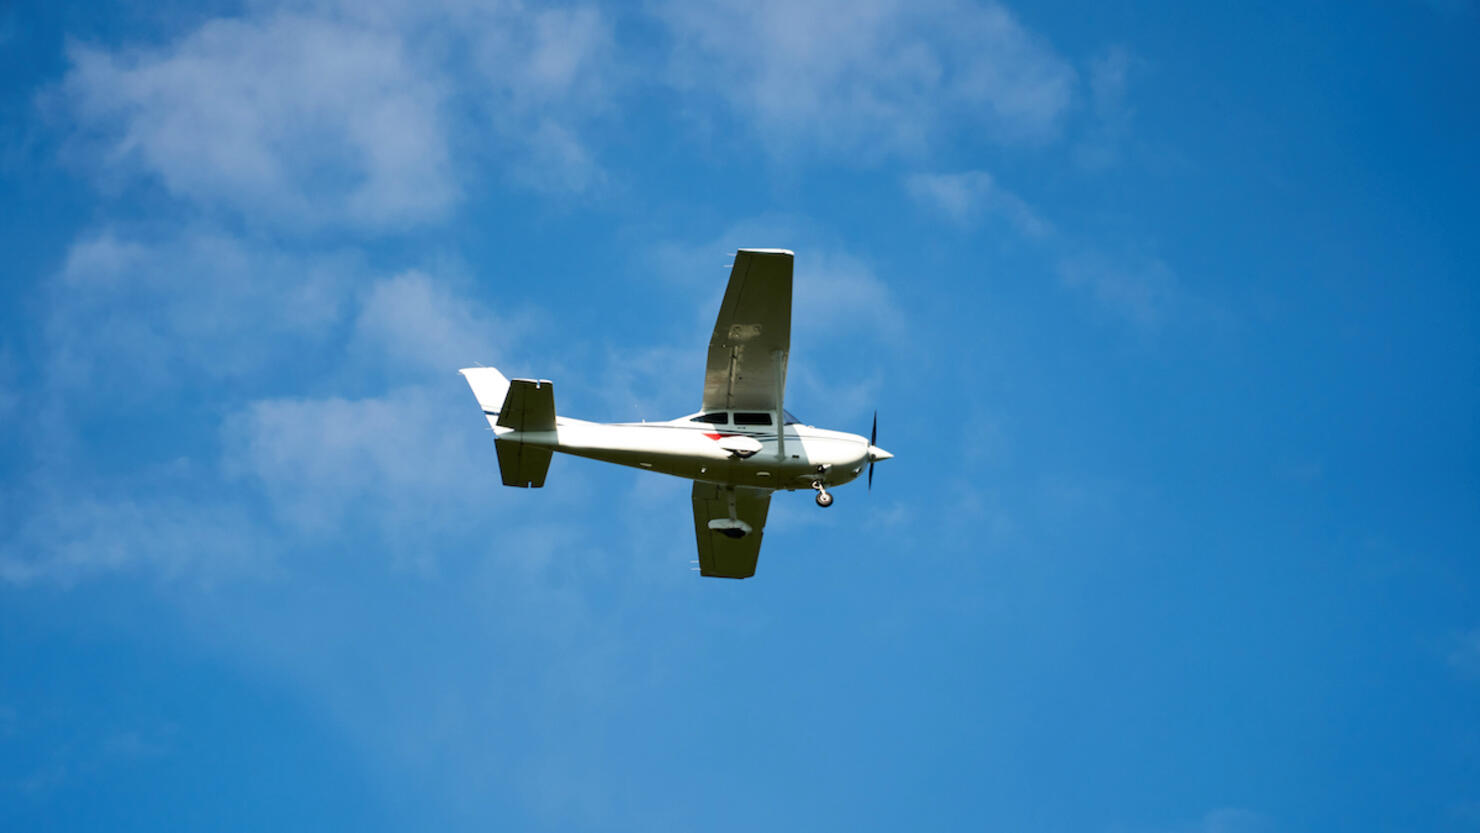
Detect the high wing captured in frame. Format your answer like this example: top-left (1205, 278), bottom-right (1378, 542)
top-left (700, 249), bottom-right (793, 413)
top-left (691, 484), bottom-right (773, 579)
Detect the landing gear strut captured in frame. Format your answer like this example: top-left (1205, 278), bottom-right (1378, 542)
top-left (706, 487), bottom-right (753, 538)
top-left (812, 481), bottom-right (833, 508)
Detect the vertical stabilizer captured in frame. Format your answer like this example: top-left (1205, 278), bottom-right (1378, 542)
top-left (460, 368), bottom-right (556, 488)
top-left (459, 367), bottom-right (511, 427)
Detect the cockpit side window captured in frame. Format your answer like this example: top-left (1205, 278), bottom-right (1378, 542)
top-left (690, 412), bottom-right (728, 424)
top-left (734, 412), bottom-right (773, 426)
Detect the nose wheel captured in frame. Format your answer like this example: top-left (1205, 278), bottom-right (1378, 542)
top-left (812, 481), bottom-right (834, 508)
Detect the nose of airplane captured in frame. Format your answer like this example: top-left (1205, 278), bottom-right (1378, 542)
top-left (867, 445), bottom-right (893, 462)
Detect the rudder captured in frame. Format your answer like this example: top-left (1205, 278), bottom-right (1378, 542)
top-left (495, 379), bottom-right (556, 432)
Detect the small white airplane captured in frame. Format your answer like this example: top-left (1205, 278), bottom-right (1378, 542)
top-left (460, 249), bottom-right (892, 579)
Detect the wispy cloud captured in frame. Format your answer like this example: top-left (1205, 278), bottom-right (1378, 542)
top-left (510, 119), bottom-right (607, 195)
top-left (11, 220), bottom-right (540, 584)
top-left (62, 14), bottom-right (457, 229)
top-left (222, 384), bottom-right (492, 544)
top-left (903, 167), bottom-right (1185, 328)
top-left (0, 493), bottom-right (267, 586)
top-left (654, 0), bottom-right (1076, 156)
top-left (1056, 250), bottom-right (1179, 328)
top-left (58, 1), bottom-right (624, 225)
top-left (45, 227), bottom-right (358, 393)
top-left (350, 270), bottom-right (525, 376)
top-left (904, 170), bottom-right (1052, 236)
top-left (1075, 44), bottom-right (1141, 170)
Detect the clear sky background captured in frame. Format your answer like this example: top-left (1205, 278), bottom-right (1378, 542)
top-left (2, 1), bottom-right (1478, 831)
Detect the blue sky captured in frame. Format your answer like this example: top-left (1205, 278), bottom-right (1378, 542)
top-left (2, 0), bottom-right (1477, 830)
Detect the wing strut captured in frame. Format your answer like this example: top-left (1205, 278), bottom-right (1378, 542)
top-left (774, 349), bottom-right (786, 458)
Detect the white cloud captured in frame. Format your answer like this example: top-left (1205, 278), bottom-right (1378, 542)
top-left (8, 260), bottom-right (567, 584)
top-left (903, 167), bottom-right (1192, 330)
top-left (57, 0), bottom-right (624, 225)
top-left (1056, 251), bottom-right (1178, 328)
top-left (475, 4), bottom-right (615, 108)
top-left (63, 14), bottom-right (456, 228)
top-left (591, 343), bottom-right (705, 419)
top-left (791, 246), bottom-right (905, 349)
top-left (223, 385), bottom-right (487, 537)
top-left (459, 3), bottom-right (617, 195)
top-left (510, 119), bottom-right (607, 195)
top-left (351, 270), bottom-right (521, 375)
top-left (1075, 44), bottom-right (1140, 170)
top-left (0, 494), bottom-right (266, 586)
top-left (218, 267), bottom-right (540, 544)
top-left (1088, 45), bottom-right (1134, 122)
top-left (45, 227), bottom-right (357, 393)
top-left (655, 0), bottom-right (1076, 156)
top-left (904, 170), bottom-right (1052, 237)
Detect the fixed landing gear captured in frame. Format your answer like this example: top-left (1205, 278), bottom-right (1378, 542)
top-left (707, 489), bottom-right (754, 538)
top-left (812, 481), bottom-right (834, 508)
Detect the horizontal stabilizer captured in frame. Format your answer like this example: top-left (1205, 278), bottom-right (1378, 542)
top-left (495, 439), bottom-right (552, 488)
top-left (496, 379), bottom-right (556, 432)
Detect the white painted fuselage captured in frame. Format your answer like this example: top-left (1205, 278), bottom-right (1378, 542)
top-left (495, 414), bottom-right (887, 491)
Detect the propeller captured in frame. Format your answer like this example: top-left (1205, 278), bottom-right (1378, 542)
top-left (868, 410), bottom-right (877, 491)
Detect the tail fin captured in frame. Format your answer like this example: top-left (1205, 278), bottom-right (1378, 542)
top-left (495, 379), bottom-right (556, 432)
top-left (459, 367), bottom-right (511, 427)
top-left (460, 368), bottom-right (557, 488)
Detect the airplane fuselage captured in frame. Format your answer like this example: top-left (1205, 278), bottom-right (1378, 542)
top-left (495, 417), bottom-right (876, 491)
